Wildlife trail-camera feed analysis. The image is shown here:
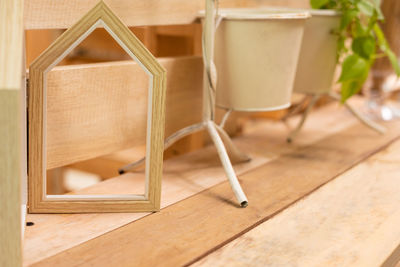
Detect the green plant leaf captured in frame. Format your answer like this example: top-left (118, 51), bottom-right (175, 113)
top-left (352, 36), bottom-right (376, 59)
top-left (374, 23), bottom-right (388, 51)
top-left (357, 0), bottom-right (375, 17)
top-left (386, 49), bottom-right (400, 76)
top-left (371, 0), bottom-right (381, 5)
top-left (337, 35), bottom-right (347, 59)
top-left (341, 80), bottom-right (362, 103)
top-left (311, 0), bottom-right (398, 101)
top-left (369, 0), bottom-right (384, 19)
top-left (354, 18), bottom-right (367, 37)
top-left (375, 7), bottom-right (384, 20)
top-left (311, 0), bottom-right (330, 9)
top-left (340, 9), bottom-right (358, 30)
top-left (373, 24), bottom-right (400, 75)
top-left (339, 54), bottom-right (369, 82)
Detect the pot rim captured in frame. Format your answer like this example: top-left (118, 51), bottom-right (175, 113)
top-left (264, 7), bottom-right (341, 17)
top-left (198, 8), bottom-right (311, 20)
top-left (216, 103), bottom-right (291, 112)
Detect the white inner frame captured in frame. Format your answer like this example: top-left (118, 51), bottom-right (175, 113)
top-left (43, 19), bottom-right (154, 201)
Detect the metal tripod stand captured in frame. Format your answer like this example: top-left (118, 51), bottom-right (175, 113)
top-left (119, 0), bottom-right (250, 207)
top-left (284, 92), bottom-right (386, 143)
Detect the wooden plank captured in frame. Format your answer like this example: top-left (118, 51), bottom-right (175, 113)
top-left (24, 136), bottom-right (269, 266)
top-left (24, 0), bottom-right (310, 30)
top-left (194, 140), bottom-right (400, 267)
top-left (23, 98), bottom-right (365, 266)
top-left (384, 244), bottom-right (400, 267)
top-left (0, 0), bottom-right (24, 266)
top-left (25, 30), bottom-right (60, 67)
top-left (28, 110), bottom-right (400, 266)
top-left (23, 0), bottom-right (238, 30)
top-left (42, 56), bottom-right (202, 169)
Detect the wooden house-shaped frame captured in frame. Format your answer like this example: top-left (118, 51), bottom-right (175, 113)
top-left (28, 1), bottom-right (166, 213)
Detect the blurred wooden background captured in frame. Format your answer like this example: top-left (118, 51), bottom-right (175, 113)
top-left (26, 0), bottom-right (400, 195)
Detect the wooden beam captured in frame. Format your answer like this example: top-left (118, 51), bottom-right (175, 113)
top-left (24, 0), bottom-right (233, 30)
top-left (28, 109), bottom-right (400, 267)
top-left (194, 140), bottom-right (400, 267)
top-left (42, 56), bottom-right (203, 169)
top-left (24, 0), bottom-right (310, 30)
top-left (0, 0), bottom-right (24, 266)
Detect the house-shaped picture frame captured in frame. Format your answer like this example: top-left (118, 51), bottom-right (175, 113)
top-left (28, 1), bottom-right (166, 213)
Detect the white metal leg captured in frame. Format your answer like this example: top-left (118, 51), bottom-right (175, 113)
top-left (119, 122), bottom-right (205, 173)
top-left (282, 95), bottom-right (310, 121)
top-left (119, 120), bottom-right (250, 173)
top-left (215, 123), bottom-right (251, 163)
top-left (328, 92), bottom-right (386, 134)
top-left (287, 94), bottom-right (320, 143)
top-left (219, 108), bottom-right (233, 128)
top-left (120, 120), bottom-right (249, 207)
top-left (206, 121), bottom-right (248, 207)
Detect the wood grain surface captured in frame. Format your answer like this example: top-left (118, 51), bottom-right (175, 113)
top-left (23, 98), bottom-right (365, 266)
top-left (24, 0), bottom-right (310, 30)
top-left (44, 56), bottom-right (202, 169)
top-left (194, 140), bottom-right (400, 267)
top-left (27, 104), bottom-right (400, 266)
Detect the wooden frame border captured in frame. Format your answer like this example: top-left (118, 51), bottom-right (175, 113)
top-left (28, 1), bottom-right (166, 213)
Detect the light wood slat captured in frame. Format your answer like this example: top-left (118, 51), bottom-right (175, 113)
top-left (28, 109), bottom-right (400, 267)
top-left (0, 1), bottom-right (24, 88)
top-left (0, 0), bottom-right (24, 267)
top-left (23, 0), bottom-right (239, 30)
top-left (23, 98), bottom-right (364, 266)
top-left (24, 0), bottom-right (310, 30)
top-left (43, 56), bottom-right (202, 169)
top-left (0, 92), bottom-right (23, 267)
top-left (194, 141), bottom-right (400, 267)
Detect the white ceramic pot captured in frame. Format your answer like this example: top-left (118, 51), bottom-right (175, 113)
top-left (211, 9), bottom-right (310, 111)
top-left (293, 9), bottom-right (341, 95)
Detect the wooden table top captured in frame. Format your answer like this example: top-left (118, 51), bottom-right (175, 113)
top-left (24, 96), bottom-right (400, 267)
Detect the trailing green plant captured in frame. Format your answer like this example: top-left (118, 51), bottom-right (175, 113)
top-left (311, 0), bottom-right (400, 102)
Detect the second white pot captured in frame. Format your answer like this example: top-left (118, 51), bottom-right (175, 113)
top-left (293, 9), bottom-right (341, 95)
